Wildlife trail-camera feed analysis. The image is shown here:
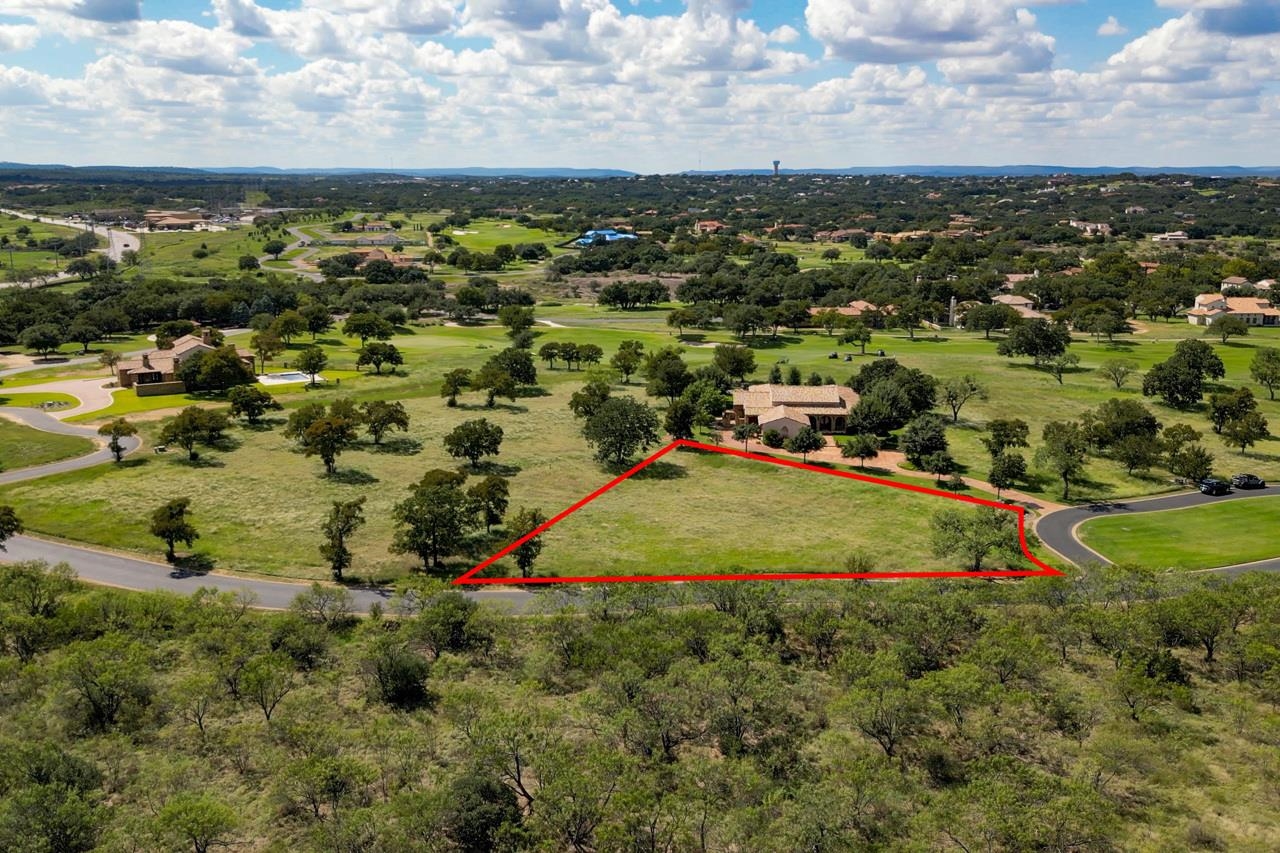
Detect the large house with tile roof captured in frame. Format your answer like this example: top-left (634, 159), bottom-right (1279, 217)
top-left (1186, 293), bottom-right (1280, 327)
top-left (724, 384), bottom-right (859, 437)
top-left (115, 331), bottom-right (256, 396)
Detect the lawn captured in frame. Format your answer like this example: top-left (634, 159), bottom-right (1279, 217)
top-left (0, 417), bottom-right (95, 469)
top-left (0, 391), bottom-right (81, 409)
top-left (1078, 497), bottom-right (1280, 569)
top-left (136, 228), bottom-right (270, 278)
top-left (477, 447), bottom-right (1030, 579)
top-left (769, 240), bottom-right (869, 270)
top-left (443, 218), bottom-right (574, 254)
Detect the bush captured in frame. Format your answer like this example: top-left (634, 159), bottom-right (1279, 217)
top-left (762, 428), bottom-right (785, 449)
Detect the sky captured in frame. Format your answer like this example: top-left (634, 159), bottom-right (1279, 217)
top-left (1, 0), bottom-right (1279, 171)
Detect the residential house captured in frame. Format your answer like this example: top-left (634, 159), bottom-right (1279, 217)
top-left (806, 300), bottom-right (890, 320)
top-left (694, 220), bottom-right (727, 234)
top-left (115, 331), bottom-right (256, 397)
top-left (725, 384), bottom-right (860, 436)
top-left (1186, 293), bottom-right (1280, 327)
top-left (1067, 220), bottom-right (1114, 237)
top-left (993, 293), bottom-right (1048, 320)
top-left (1151, 231), bottom-right (1189, 242)
top-left (1220, 276), bottom-right (1253, 291)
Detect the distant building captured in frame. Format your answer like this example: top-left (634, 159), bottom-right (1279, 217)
top-left (806, 300), bottom-right (890, 320)
top-left (573, 229), bottom-right (638, 247)
top-left (993, 293), bottom-right (1048, 320)
top-left (1186, 293), bottom-right (1280, 327)
top-left (144, 210), bottom-right (208, 231)
top-left (1151, 231), bottom-right (1189, 242)
top-left (694, 220), bottom-right (727, 235)
top-left (1067, 220), bottom-right (1114, 237)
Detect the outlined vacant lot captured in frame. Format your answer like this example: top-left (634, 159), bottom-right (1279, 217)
top-left (455, 440), bottom-right (1063, 585)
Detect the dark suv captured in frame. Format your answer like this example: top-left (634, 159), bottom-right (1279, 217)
top-left (1230, 473), bottom-right (1267, 490)
top-left (1199, 478), bottom-right (1232, 496)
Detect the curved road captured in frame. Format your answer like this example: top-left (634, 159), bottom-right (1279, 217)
top-left (0, 403), bottom-right (535, 612)
top-left (1036, 488), bottom-right (1280, 577)
top-left (0, 407), bottom-right (141, 484)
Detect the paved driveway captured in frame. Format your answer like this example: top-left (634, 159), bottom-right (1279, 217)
top-left (1036, 488), bottom-right (1280, 575)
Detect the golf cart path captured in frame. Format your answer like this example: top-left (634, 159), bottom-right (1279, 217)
top-left (1035, 488), bottom-right (1280, 576)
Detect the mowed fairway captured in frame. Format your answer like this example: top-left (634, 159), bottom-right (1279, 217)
top-left (478, 449), bottom-right (1030, 578)
top-left (1078, 497), bottom-right (1280, 570)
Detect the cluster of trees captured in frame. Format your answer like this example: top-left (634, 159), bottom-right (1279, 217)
top-left (389, 468), bottom-right (545, 576)
top-left (438, 347), bottom-right (538, 408)
top-left (597, 279), bottom-right (668, 309)
top-left (284, 398), bottom-right (411, 473)
top-left (2, 556), bottom-right (1279, 851)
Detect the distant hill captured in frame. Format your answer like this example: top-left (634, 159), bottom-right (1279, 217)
top-left (684, 165), bottom-right (1280, 178)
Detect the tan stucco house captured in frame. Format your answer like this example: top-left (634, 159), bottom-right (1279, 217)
top-left (115, 331), bottom-right (255, 396)
top-left (725, 384), bottom-right (859, 435)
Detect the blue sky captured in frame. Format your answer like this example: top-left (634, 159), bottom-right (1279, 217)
top-left (1, 1), bottom-right (1278, 170)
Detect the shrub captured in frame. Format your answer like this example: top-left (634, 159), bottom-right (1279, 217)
top-left (762, 428), bottom-right (785, 449)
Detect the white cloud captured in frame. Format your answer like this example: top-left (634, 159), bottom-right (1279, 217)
top-left (0, 0), bottom-right (1279, 169)
top-left (0, 24), bottom-right (38, 52)
top-left (768, 24), bottom-right (800, 44)
top-left (1098, 16), bottom-right (1128, 37)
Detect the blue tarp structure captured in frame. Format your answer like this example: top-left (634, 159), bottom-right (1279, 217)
top-left (574, 229), bottom-right (638, 247)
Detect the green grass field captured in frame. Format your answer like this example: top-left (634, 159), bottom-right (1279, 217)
top-left (0, 305), bottom-right (1277, 582)
top-left (0, 392), bottom-right (81, 409)
top-left (769, 240), bottom-right (869, 269)
top-left (0, 216), bottom-right (93, 281)
top-left (480, 448), bottom-right (1028, 579)
top-left (0, 416), bottom-right (95, 469)
top-left (136, 229), bottom-right (271, 278)
top-left (1079, 497), bottom-right (1280, 569)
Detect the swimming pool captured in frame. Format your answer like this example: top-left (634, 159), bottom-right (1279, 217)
top-left (258, 372), bottom-right (324, 386)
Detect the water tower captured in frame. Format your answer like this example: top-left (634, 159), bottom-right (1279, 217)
top-left (772, 160), bottom-right (781, 177)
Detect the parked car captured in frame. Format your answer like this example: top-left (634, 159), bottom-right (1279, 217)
top-left (1230, 473), bottom-right (1267, 489)
top-left (1199, 478), bottom-right (1232, 496)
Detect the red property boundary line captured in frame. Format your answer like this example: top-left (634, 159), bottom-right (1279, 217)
top-left (453, 439), bottom-right (1065, 585)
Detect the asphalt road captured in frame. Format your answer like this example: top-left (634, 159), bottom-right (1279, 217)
top-left (0, 400), bottom-right (536, 612)
top-left (1036, 487), bottom-right (1280, 576)
top-left (0, 535), bottom-right (536, 612)
top-left (0, 407), bottom-right (141, 484)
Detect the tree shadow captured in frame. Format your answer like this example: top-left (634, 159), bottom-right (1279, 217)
top-left (515, 386), bottom-right (550, 398)
top-left (211, 435), bottom-right (244, 452)
top-left (624, 460), bottom-right (688, 481)
top-left (239, 419), bottom-right (282, 433)
top-left (470, 460), bottom-right (523, 476)
top-left (174, 455), bottom-right (225, 469)
top-left (371, 436), bottom-right (423, 456)
top-left (748, 335), bottom-right (803, 349)
top-left (171, 552), bottom-right (216, 576)
top-left (326, 468), bottom-right (379, 485)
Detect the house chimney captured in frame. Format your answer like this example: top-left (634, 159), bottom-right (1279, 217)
top-left (201, 327), bottom-right (214, 345)
top-left (141, 353), bottom-right (151, 369)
